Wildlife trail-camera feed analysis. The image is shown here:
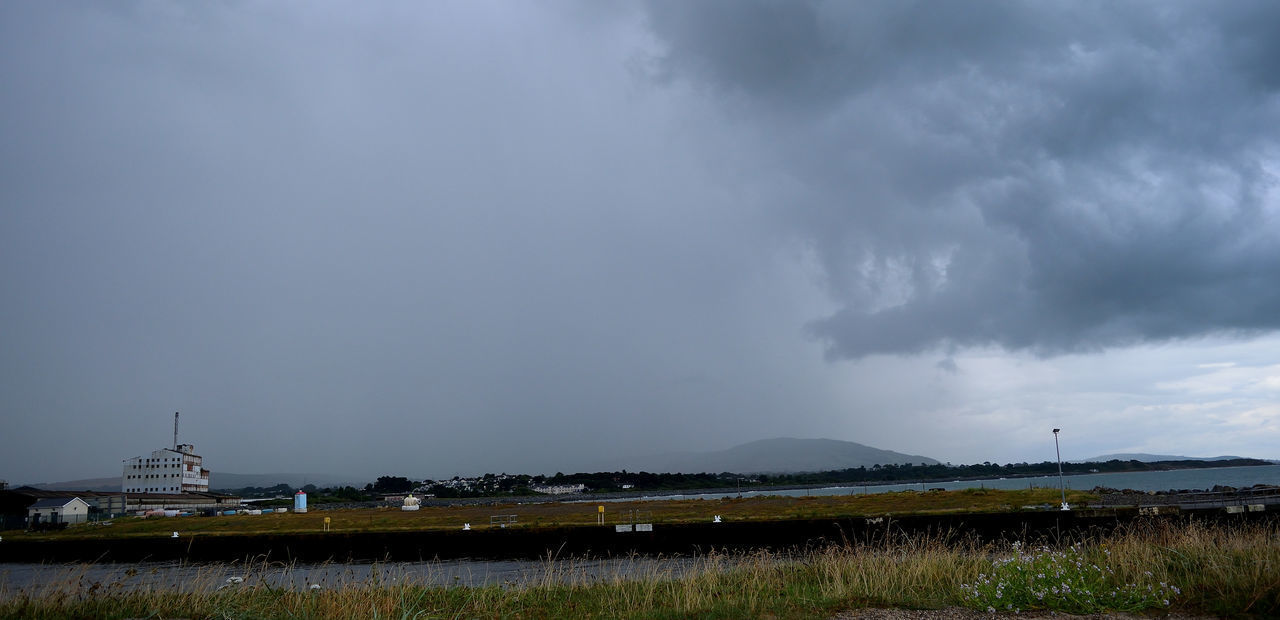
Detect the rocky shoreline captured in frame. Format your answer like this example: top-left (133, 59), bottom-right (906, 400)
top-left (1090, 483), bottom-right (1280, 508)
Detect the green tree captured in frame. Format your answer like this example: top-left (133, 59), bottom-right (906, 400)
top-left (371, 476), bottom-right (413, 493)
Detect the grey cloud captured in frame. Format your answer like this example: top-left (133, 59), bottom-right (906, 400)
top-left (0, 2), bottom-right (838, 482)
top-left (643, 0), bottom-right (1280, 358)
top-left (3, 1), bottom-right (1279, 484)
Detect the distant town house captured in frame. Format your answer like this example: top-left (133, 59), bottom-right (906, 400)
top-left (530, 483), bottom-right (586, 495)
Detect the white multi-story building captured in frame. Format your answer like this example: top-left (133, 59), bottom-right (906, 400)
top-left (122, 443), bottom-right (209, 494)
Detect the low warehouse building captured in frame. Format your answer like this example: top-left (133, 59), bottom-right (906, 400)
top-left (126, 491), bottom-right (240, 513)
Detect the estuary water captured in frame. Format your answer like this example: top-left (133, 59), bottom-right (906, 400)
top-left (636, 464), bottom-right (1280, 502)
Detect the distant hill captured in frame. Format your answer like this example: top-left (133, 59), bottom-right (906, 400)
top-left (1081, 453), bottom-right (1248, 463)
top-left (208, 473), bottom-right (366, 491)
top-left (621, 438), bottom-right (939, 474)
top-left (24, 477), bottom-right (121, 492)
top-left (23, 440), bottom-right (942, 490)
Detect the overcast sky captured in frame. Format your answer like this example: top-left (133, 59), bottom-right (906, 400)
top-left (3, 1), bottom-right (1279, 484)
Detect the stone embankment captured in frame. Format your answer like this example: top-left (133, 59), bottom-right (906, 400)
top-left (1090, 484), bottom-right (1280, 510)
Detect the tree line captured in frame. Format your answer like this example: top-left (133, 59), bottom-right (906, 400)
top-left (217, 458), bottom-right (1271, 501)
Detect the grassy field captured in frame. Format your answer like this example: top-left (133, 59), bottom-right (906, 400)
top-left (2, 488), bottom-right (1096, 540)
top-left (1, 519), bottom-right (1276, 619)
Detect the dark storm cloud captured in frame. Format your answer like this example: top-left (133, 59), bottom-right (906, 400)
top-left (3, 1), bottom-right (1279, 483)
top-left (643, 0), bottom-right (1280, 358)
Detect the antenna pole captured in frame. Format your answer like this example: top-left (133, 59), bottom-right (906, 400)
top-left (173, 411), bottom-right (180, 450)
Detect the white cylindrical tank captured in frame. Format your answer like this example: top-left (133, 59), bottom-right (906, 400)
top-left (294, 490), bottom-right (308, 514)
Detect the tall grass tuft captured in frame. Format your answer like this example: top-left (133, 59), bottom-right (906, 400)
top-left (1111, 518), bottom-right (1280, 617)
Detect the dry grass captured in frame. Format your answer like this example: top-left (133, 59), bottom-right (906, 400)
top-left (2, 517), bottom-right (1274, 619)
top-left (3, 487), bottom-right (1095, 540)
top-left (1104, 519), bottom-right (1280, 617)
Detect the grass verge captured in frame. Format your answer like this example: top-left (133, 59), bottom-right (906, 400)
top-left (1, 518), bottom-right (1275, 619)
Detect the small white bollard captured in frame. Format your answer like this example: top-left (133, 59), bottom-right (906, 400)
top-left (463, 523), bottom-right (471, 530)
top-left (1060, 502), bottom-right (1071, 511)
top-left (713, 515), bottom-right (722, 523)
top-left (171, 531), bottom-right (179, 538)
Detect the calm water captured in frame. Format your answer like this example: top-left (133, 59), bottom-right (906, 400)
top-left (639, 464), bottom-right (1280, 501)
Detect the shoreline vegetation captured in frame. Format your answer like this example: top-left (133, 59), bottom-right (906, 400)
top-left (225, 457), bottom-right (1274, 505)
top-left (2, 519), bottom-right (1276, 618)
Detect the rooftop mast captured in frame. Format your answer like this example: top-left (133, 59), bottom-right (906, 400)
top-left (173, 411), bottom-right (179, 450)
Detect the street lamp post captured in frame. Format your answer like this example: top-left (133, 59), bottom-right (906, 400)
top-left (1053, 428), bottom-right (1069, 510)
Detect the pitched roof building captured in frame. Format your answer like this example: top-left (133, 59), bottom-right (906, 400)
top-left (27, 496), bottom-right (90, 525)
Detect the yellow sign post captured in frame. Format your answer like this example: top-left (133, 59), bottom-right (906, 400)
top-left (597, 505), bottom-right (605, 525)
top-left (323, 516), bottom-right (331, 532)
